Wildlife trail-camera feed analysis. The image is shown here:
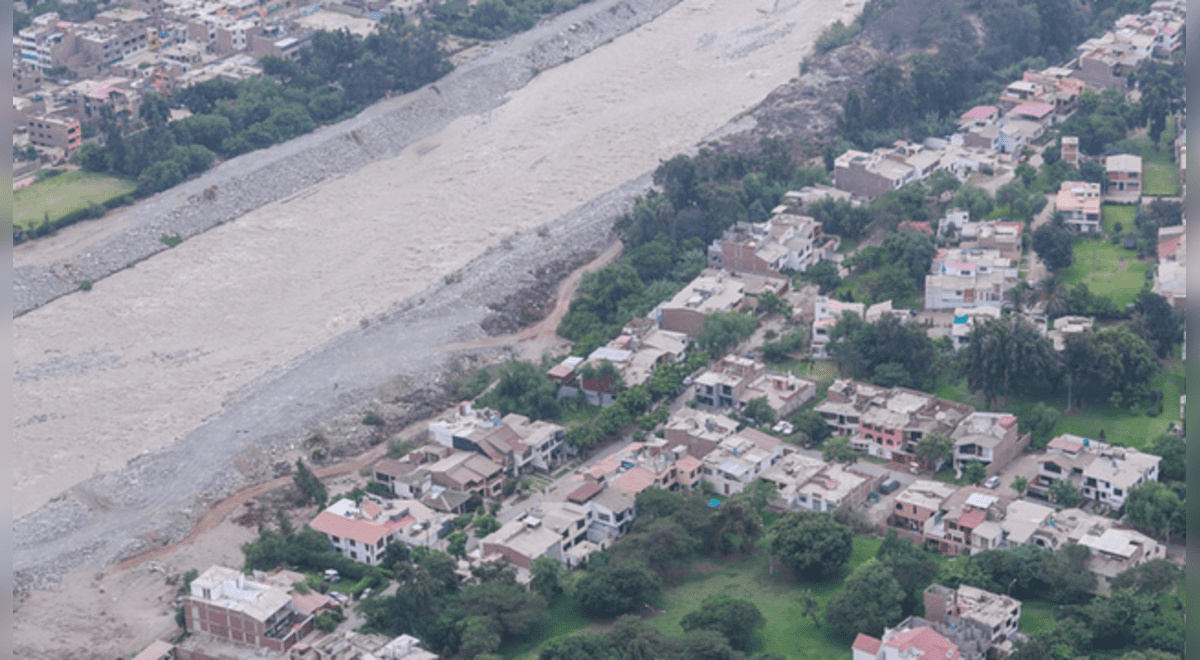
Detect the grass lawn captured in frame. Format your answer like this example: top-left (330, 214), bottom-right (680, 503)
top-left (1018, 600), bottom-right (1057, 637)
top-left (936, 360), bottom-right (1183, 451)
top-left (512, 538), bottom-right (882, 660)
top-left (1142, 153), bottom-right (1180, 196)
top-left (651, 539), bottom-right (881, 660)
top-left (504, 597), bottom-right (593, 660)
top-left (1101, 203), bottom-right (1136, 235)
top-left (13, 170), bottom-right (136, 231)
top-left (1062, 237), bottom-right (1150, 309)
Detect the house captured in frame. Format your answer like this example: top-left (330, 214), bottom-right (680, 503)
top-left (1061, 136), bottom-right (1080, 167)
top-left (428, 403), bottom-right (565, 474)
top-left (757, 452), bottom-right (828, 509)
top-left (1054, 181), bottom-right (1102, 233)
top-left (184, 566), bottom-right (315, 653)
top-left (834, 148), bottom-right (917, 199)
top-left (1034, 434), bottom-right (1161, 509)
top-left (655, 271), bottom-right (745, 336)
top-left (951, 412), bottom-right (1027, 477)
top-left (791, 461), bottom-right (880, 513)
top-left (1153, 221), bottom-right (1186, 312)
top-left (938, 209), bottom-right (971, 239)
top-left (1046, 315), bottom-right (1094, 351)
top-left (927, 489), bottom-right (1008, 556)
top-left (924, 584), bottom-right (1021, 659)
top-left (692, 354), bottom-right (816, 417)
top-left (582, 438), bottom-right (704, 494)
top-left (887, 480), bottom-right (960, 544)
top-left (852, 618), bottom-right (961, 660)
top-left (925, 247), bottom-right (1016, 310)
top-left (701, 428), bottom-right (790, 496)
top-left (565, 482), bottom-right (638, 542)
top-left (783, 184), bottom-right (857, 213)
top-left (958, 221), bottom-right (1023, 261)
top-left (423, 451), bottom-right (506, 499)
top-left (707, 210), bottom-right (834, 275)
top-left (943, 305), bottom-right (1002, 351)
top-left (991, 499), bottom-right (1056, 548)
top-left (480, 501), bottom-right (591, 569)
top-left (663, 408), bottom-right (740, 459)
top-left (959, 105), bottom-right (999, 129)
top-left (1027, 507), bottom-right (1165, 592)
top-left (294, 631), bottom-right (439, 660)
top-left (1105, 153), bottom-right (1142, 198)
top-left (309, 497), bottom-right (444, 565)
top-left (814, 380), bottom-right (974, 463)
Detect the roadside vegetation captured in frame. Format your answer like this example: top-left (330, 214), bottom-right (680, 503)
top-left (13, 169), bottom-right (136, 237)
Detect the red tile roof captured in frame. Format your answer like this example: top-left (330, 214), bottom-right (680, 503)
top-left (898, 221), bottom-right (934, 235)
top-left (957, 508), bottom-right (987, 529)
top-left (310, 510), bottom-right (391, 546)
top-left (1047, 435), bottom-right (1084, 453)
top-left (361, 501), bottom-right (383, 518)
top-left (853, 633), bottom-right (883, 654)
top-left (961, 105), bottom-right (997, 120)
top-left (291, 591), bottom-right (335, 615)
top-left (675, 454), bottom-right (703, 473)
top-left (886, 626), bottom-right (960, 660)
top-left (567, 482), bottom-right (604, 504)
top-left (610, 466), bottom-right (657, 495)
top-left (1159, 234), bottom-right (1183, 260)
top-left (1011, 102), bottom-right (1055, 118)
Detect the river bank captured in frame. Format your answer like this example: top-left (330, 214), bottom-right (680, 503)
top-left (15, 0), bottom-right (867, 596)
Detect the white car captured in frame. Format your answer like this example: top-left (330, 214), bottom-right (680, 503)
top-left (984, 475), bottom-right (1001, 489)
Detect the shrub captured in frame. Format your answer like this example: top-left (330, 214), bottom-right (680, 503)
top-left (362, 411), bottom-right (385, 426)
top-left (79, 280), bottom-right (93, 291)
top-left (161, 234), bottom-right (183, 248)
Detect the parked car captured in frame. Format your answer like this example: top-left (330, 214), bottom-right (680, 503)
top-left (984, 475), bottom-right (1001, 489)
top-left (879, 479), bottom-right (900, 495)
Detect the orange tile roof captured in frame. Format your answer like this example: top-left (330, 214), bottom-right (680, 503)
top-left (886, 627), bottom-right (960, 660)
top-left (361, 501), bottom-right (383, 518)
top-left (853, 633), bottom-right (883, 654)
top-left (957, 508), bottom-right (987, 529)
top-left (675, 454), bottom-right (703, 472)
top-left (567, 482), bottom-right (604, 504)
top-left (610, 466), bottom-right (657, 495)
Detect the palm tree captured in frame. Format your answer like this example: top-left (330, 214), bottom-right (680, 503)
top-left (1006, 282), bottom-right (1030, 313)
top-left (799, 589), bottom-right (820, 629)
top-left (1039, 277), bottom-right (1067, 318)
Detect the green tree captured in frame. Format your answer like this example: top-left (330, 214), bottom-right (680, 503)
top-left (769, 510), bottom-right (853, 580)
top-left (913, 432), bottom-right (954, 472)
top-left (961, 459), bottom-right (987, 486)
top-left (478, 359), bottom-right (561, 421)
top-left (822, 435), bottom-right (858, 464)
top-left (1011, 476), bottom-right (1029, 497)
top-left (618, 518), bottom-right (699, 570)
top-left (458, 615), bottom-right (501, 657)
top-left (1146, 434), bottom-right (1184, 482)
top-left (1124, 481), bottom-right (1185, 542)
top-left (446, 531), bottom-right (468, 559)
top-left (791, 409), bottom-right (831, 446)
top-left (798, 588), bottom-right (820, 628)
top-left (824, 559), bottom-right (906, 641)
top-left (741, 396), bottom-right (775, 426)
top-left (1021, 402), bottom-right (1061, 450)
top-left (1032, 223), bottom-right (1074, 272)
top-left (1131, 288), bottom-right (1184, 358)
top-left (575, 562), bottom-right (662, 618)
top-left (1109, 558), bottom-right (1182, 597)
top-left (473, 514), bottom-right (501, 538)
top-left (1042, 544), bottom-right (1096, 604)
top-left (293, 458), bottom-right (327, 507)
top-left (800, 261), bottom-right (843, 295)
top-left (530, 556), bottom-right (567, 601)
top-left (680, 594), bottom-right (766, 651)
top-left (695, 311), bottom-right (758, 355)
top-left (953, 186), bottom-right (995, 220)
top-left (1048, 478), bottom-right (1080, 507)
top-left (461, 580), bottom-right (548, 638)
top-left (877, 529), bottom-right (942, 615)
top-left (961, 316), bottom-right (1060, 409)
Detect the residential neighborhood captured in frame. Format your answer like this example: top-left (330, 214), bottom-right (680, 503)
top-left (27, 0), bottom-right (1185, 658)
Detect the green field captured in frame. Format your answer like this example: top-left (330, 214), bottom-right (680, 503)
top-left (1142, 152), bottom-right (1180, 196)
top-left (1062, 237), bottom-right (1150, 308)
top-left (14, 170), bottom-right (136, 231)
top-left (935, 359), bottom-right (1183, 451)
top-left (512, 538), bottom-right (882, 660)
top-left (1101, 203), bottom-right (1136, 235)
top-left (1018, 600), bottom-right (1057, 636)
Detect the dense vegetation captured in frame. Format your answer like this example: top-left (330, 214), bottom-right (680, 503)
top-left (422, 0), bottom-right (591, 41)
top-left (74, 17), bottom-right (451, 197)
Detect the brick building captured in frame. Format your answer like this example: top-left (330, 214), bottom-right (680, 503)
top-left (184, 566), bottom-right (314, 653)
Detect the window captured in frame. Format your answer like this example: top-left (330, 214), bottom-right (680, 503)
top-left (331, 536), bottom-right (340, 543)
top-left (349, 551), bottom-right (357, 559)
top-left (1113, 488), bottom-right (1122, 496)
top-left (895, 503), bottom-right (902, 510)
top-left (576, 520), bottom-right (584, 530)
top-left (376, 539), bottom-right (384, 549)
top-left (348, 539), bottom-right (356, 547)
